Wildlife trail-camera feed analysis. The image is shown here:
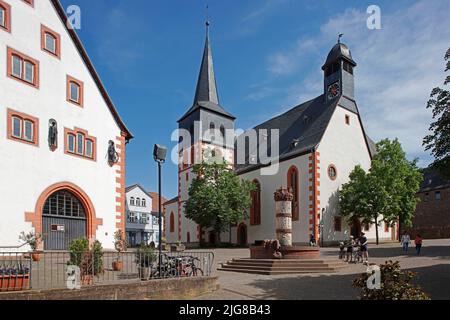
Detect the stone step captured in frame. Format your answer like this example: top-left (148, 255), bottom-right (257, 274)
top-left (232, 258), bottom-right (342, 264)
top-left (221, 264), bottom-right (338, 272)
top-left (229, 259), bottom-right (346, 266)
top-left (226, 262), bottom-right (346, 269)
top-left (217, 267), bottom-right (339, 275)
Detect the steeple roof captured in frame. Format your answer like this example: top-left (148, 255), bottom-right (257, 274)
top-left (178, 22), bottom-right (235, 122)
top-left (322, 42), bottom-right (357, 70)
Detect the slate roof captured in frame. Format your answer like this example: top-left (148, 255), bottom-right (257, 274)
top-left (235, 95), bottom-right (375, 174)
top-left (322, 42), bottom-right (357, 70)
top-left (420, 168), bottom-right (450, 192)
top-left (179, 24), bottom-right (235, 122)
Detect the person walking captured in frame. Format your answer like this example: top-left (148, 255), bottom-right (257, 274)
top-left (415, 234), bottom-right (423, 256)
top-left (345, 236), bottom-right (355, 263)
top-left (401, 231), bottom-right (411, 254)
top-left (359, 232), bottom-right (369, 265)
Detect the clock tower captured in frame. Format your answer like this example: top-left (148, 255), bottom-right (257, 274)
top-left (322, 39), bottom-right (357, 102)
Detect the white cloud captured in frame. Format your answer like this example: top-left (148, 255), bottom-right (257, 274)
top-left (263, 0), bottom-right (450, 165)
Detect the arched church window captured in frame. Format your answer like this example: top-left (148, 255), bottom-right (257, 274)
top-left (250, 180), bottom-right (261, 225)
top-left (287, 166), bottom-right (299, 221)
top-left (170, 212), bottom-right (175, 233)
top-left (220, 125), bottom-right (225, 137)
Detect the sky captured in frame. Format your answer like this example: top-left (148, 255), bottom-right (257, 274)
top-left (59, 0), bottom-right (450, 198)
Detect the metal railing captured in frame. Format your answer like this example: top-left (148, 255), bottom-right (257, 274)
top-left (0, 251), bottom-right (214, 292)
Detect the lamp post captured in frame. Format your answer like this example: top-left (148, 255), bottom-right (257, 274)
top-left (153, 144), bottom-right (167, 270)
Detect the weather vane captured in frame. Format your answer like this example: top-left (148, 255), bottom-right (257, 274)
top-left (206, 5), bottom-right (210, 27)
top-left (338, 33), bottom-right (344, 44)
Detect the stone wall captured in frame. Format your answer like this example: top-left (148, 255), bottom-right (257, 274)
top-left (0, 277), bottom-right (218, 300)
top-left (410, 188), bottom-right (450, 239)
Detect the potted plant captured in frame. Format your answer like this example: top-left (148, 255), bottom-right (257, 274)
top-left (112, 230), bottom-right (127, 271)
top-left (19, 231), bottom-right (42, 262)
top-left (67, 238), bottom-right (104, 286)
top-left (135, 244), bottom-right (156, 280)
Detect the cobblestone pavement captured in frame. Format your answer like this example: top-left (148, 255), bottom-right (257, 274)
top-left (195, 239), bottom-right (450, 300)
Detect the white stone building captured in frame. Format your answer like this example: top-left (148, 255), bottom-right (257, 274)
top-left (163, 22), bottom-right (397, 246)
top-left (0, 0), bottom-right (132, 250)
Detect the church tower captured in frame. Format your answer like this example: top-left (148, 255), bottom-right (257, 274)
top-left (176, 20), bottom-right (235, 243)
top-left (322, 37), bottom-right (357, 102)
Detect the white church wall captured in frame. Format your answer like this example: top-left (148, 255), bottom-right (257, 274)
top-left (317, 105), bottom-right (393, 244)
top-left (235, 153), bottom-right (312, 245)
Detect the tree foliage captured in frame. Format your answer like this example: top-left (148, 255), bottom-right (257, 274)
top-left (339, 139), bottom-right (423, 244)
top-left (353, 261), bottom-right (430, 300)
top-left (184, 157), bottom-right (255, 244)
top-left (423, 47), bottom-right (450, 178)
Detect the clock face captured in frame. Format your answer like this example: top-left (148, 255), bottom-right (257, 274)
top-left (327, 82), bottom-right (341, 100)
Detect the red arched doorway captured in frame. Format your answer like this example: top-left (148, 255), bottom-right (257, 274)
top-left (237, 223), bottom-right (247, 246)
top-left (25, 182), bottom-right (102, 250)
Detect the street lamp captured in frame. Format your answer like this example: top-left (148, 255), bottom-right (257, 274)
top-left (153, 144), bottom-right (167, 270)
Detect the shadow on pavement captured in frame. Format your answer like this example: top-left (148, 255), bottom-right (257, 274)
top-left (321, 246), bottom-right (450, 260)
top-left (248, 273), bottom-right (360, 300)
top-left (247, 263), bottom-right (450, 300)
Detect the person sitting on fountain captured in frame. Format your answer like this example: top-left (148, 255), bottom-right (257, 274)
top-left (309, 234), bottom-right (317, 247)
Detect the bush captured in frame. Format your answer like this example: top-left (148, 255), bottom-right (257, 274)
top-left (135, 244), bottom-right (157, 268)
top-left (67, 238), bottom-right (104, 276)
top-left (353, 261), bottom-right (430, 300)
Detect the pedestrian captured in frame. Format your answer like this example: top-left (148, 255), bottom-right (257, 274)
top-left (359, 232), bottom-right (369, 264)
top-left (401, 231), bottom-right (411, 254)
top-left (309, 234), bottom-right (317, 247)
top-left (345, 236), bottom-right (355, 263)
top-left (415, 234), bottom-right (423, 255)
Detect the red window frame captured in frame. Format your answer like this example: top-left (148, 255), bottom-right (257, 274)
top-left (64, 127), bottom-right (96, 161)
top-left (21, 0), bottom-right (34, 7)
top-left (7, 47), bottom-right (40, 88)
top-left (7, 108), bottom-right (39, 147)
top-left (0, 1), bottom-right (11, 33)
top-left (41, 24), bottom-right (61, 59)
top-left (66, 75), bottom-right (84, 107)
top-left (170, 212), bottom-right (175, 233)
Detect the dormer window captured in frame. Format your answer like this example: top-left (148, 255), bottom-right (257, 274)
top-left (291, 139), bottom-right (300, 148)
top-left (130, 197), bottom-right (135, 206)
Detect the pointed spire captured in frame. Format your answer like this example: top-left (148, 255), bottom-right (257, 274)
top-left (193, 15), bottom-right (219, 105)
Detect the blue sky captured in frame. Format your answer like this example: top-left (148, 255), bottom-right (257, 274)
top-left (59, 0), bottom-right (450, 198)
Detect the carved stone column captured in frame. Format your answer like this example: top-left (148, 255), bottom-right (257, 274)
top-left (274, 188), bottom-right (294, 247)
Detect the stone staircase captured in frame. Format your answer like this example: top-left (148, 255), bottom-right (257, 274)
top-left (218, 258), bottom-right (347, 275)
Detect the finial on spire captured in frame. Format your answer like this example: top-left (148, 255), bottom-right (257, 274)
top-left (205, 5), bottom-right (210, 28)
top-left (338, 33), bottom-right (344, 44)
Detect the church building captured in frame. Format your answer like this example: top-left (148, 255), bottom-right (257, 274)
top-left (164, 22), bottom-right (397, 246)
top-left (0, 0), bottom-right (132, 250)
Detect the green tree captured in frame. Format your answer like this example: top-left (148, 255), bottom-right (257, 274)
top-left (339, 139), bottom-right (422, 244)
top-left (184, 156), bottom-right (255, 245)
top-left (423, 47), bottom-right (450, 178)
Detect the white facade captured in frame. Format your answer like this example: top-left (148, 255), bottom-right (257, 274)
top-left (125, 185), bottom-right (161, 247)
top-left (0, 0), bottom-right (131, 250)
